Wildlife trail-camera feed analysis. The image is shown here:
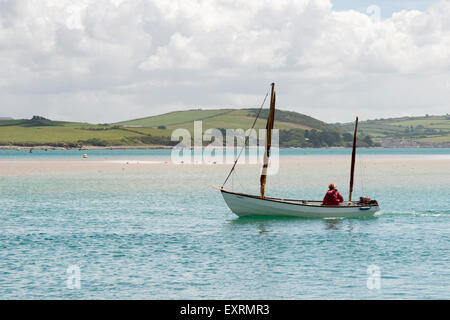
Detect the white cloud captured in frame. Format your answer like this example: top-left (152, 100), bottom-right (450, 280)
top-left (0, 0), bottom-right (449, 123)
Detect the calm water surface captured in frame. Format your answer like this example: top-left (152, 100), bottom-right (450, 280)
top-left (0, 148), bottom-right (449, 299)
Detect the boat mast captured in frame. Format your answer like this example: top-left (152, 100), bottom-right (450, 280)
top-left (348, 116), bottom-right (358, 202)
top-left (260, 83), bottom-right (276, 198)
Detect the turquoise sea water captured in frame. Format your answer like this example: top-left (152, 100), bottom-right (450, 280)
top-left (0, 148), bottom-right (449, 299)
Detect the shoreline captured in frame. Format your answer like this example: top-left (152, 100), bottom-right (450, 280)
top-left (0, 145), bottom-right (173, 150)
top-left (1, 145), bottom-right (450, 151)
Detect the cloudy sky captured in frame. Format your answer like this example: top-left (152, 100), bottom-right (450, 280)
top-left (0, 0), bottom-right (449, 123)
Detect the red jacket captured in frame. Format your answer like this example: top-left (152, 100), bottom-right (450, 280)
top-left (322, 189), bottom-right (344, 206)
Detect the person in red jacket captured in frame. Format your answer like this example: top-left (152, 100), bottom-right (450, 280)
top-left (322, 183), bottom-right (344, 206)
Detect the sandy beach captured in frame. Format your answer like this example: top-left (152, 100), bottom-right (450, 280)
top-left (1, 154), bottom-right (449, 178)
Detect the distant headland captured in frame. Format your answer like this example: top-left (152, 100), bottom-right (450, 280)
top-left (0, 110), bottom-right (449, 149)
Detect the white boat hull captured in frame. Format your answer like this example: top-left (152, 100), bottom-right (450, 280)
top-left (220, 189), bottom-right (379, 218)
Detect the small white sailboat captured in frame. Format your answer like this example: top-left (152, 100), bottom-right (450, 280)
top-left (215, 83), bottom-right (380, 218)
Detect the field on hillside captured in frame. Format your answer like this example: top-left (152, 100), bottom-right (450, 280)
top-left (336, 115), bottom-right (450, 145)
top-left (117, 109), bottom-right (327, 131)
top-left (118, 108), bottom-right (363, 148)
top-left (0, 117), bottom-right (172, 147)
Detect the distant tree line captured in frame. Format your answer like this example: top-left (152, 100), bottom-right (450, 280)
top-left (207, 128), bottom-right (379, 148)
top-left (279, 129), bottom-right (378, 148)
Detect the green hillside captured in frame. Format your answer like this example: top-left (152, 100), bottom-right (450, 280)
top-left (0, 116), bottom-right (172, 147)
top-left (116, 108), bottom-right (329, 131)
top-left (336, 114), bottom-right (450, 146)
top-left (116, 108), bottom-right (372, 148)
top-left (0, 110), bottom-right (379, 148)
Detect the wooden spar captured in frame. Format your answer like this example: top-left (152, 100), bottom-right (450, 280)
top-left (260, 83), bottom-right (276, 198)
top-left (348, 116), bottom-right (358, 202)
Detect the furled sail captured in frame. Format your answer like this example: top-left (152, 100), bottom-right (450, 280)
top-left (348, 116), bottom-right (358, 202)
top-left (260, 83), bottom-right (276, 198)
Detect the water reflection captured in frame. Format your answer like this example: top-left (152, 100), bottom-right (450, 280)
top-left (258, 223), bottom-right (271, 234)
top-left (324, 219), bottom-right (343, 230)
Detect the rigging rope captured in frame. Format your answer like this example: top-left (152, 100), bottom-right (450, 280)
top-left (221, 90), bottom-right (269, 188)
top-left (233, 169), bottom-right (248, 194)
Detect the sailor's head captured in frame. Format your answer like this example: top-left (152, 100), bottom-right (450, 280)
top-left (328, 183), bottom-right (335, 190)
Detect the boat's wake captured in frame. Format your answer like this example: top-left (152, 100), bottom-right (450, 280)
top-left (375, 210), bottom-right (450, 217)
